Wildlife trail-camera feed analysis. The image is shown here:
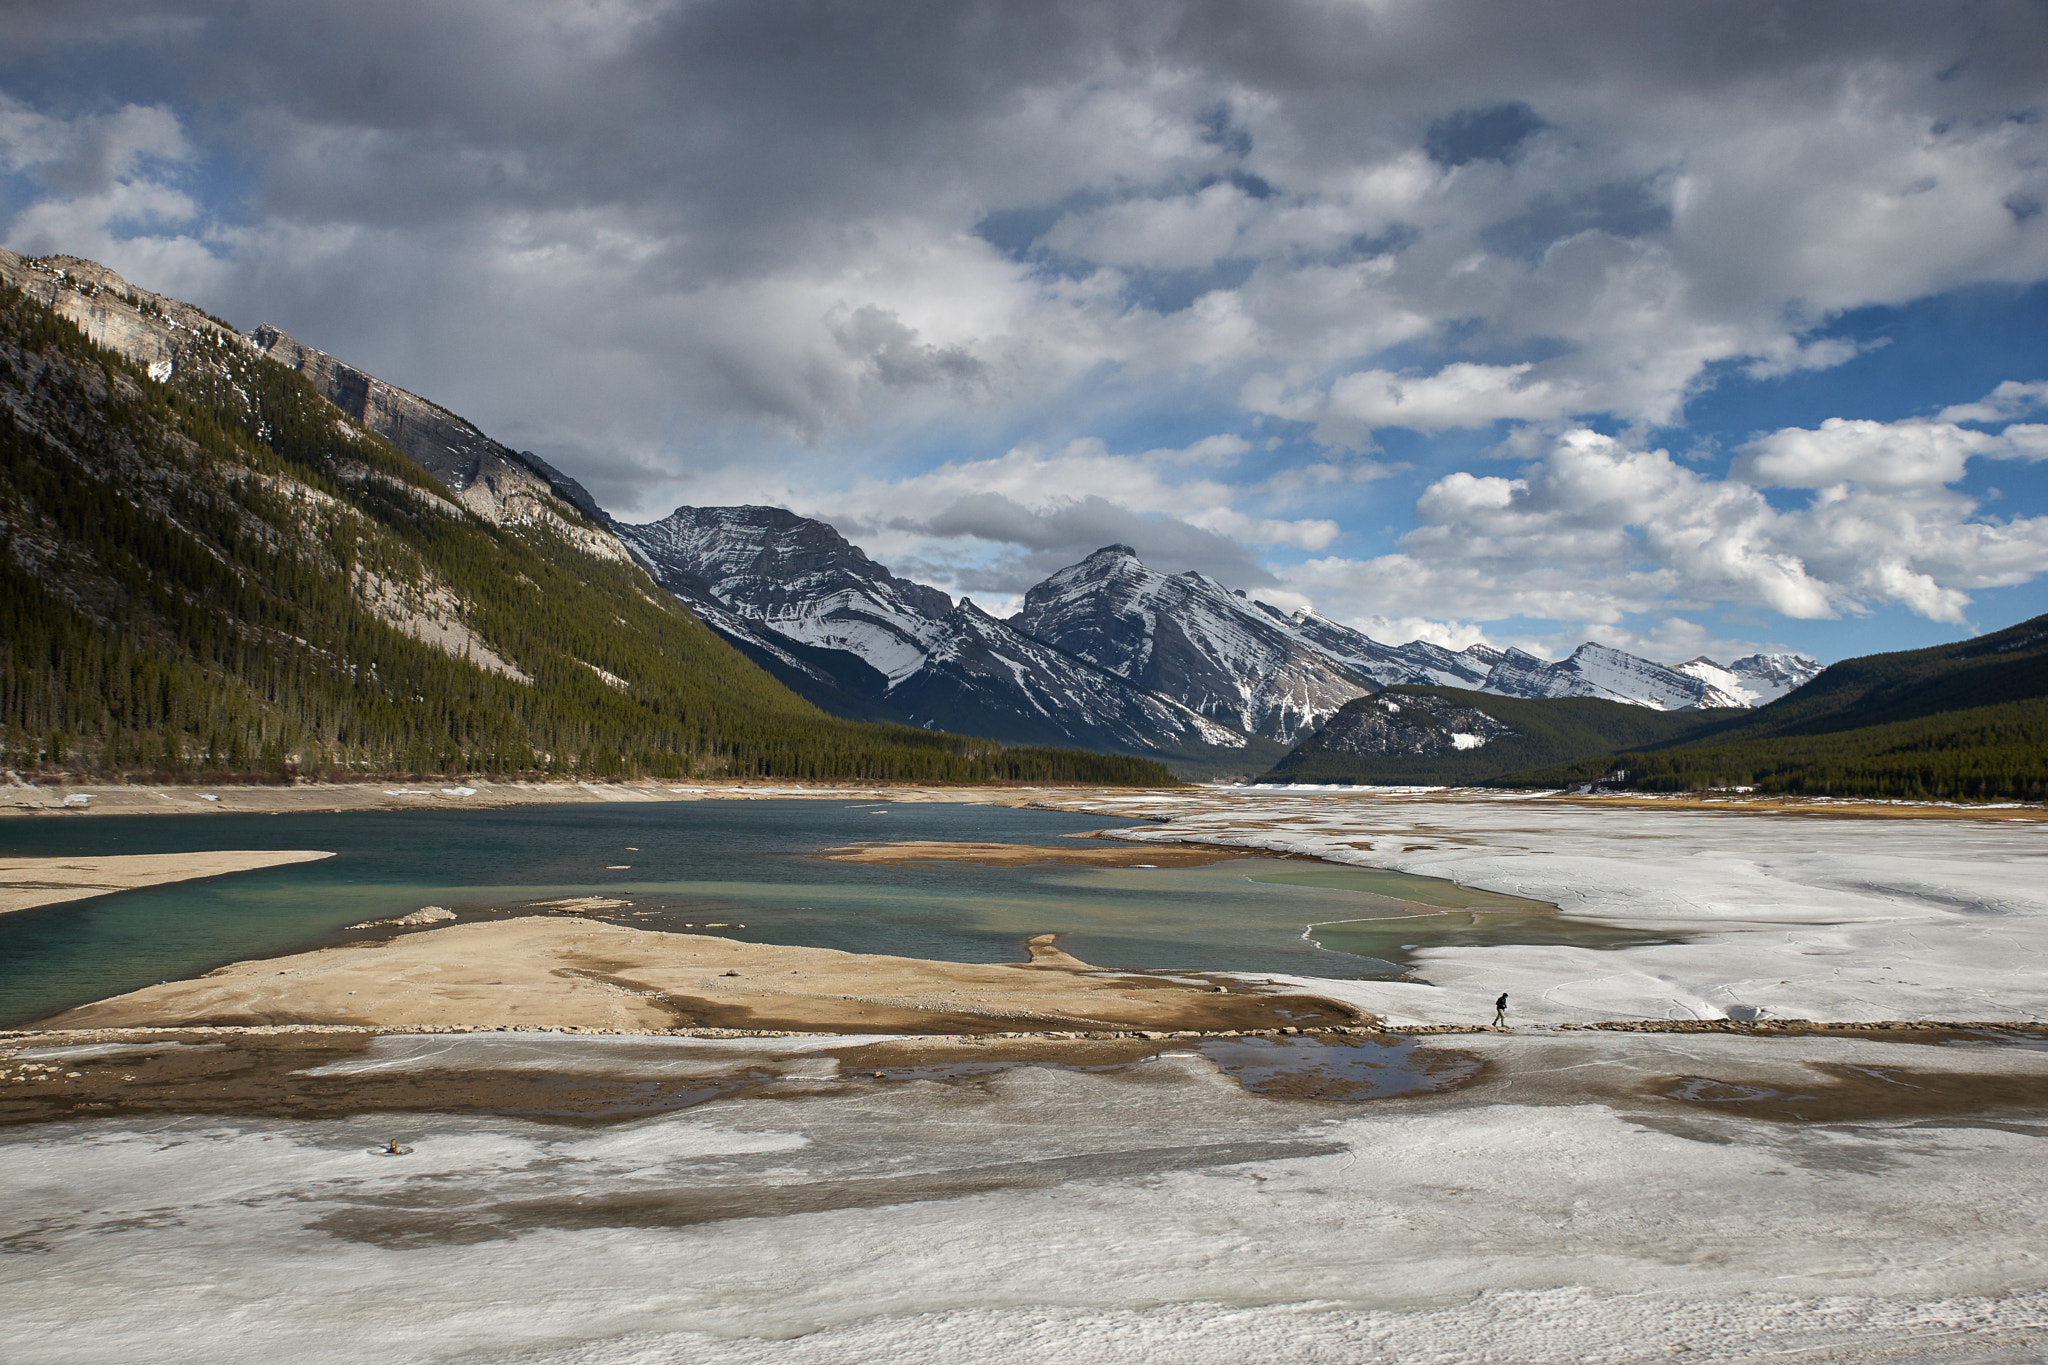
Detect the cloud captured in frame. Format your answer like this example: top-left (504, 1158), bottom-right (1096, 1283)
top-left (1246, 361), bottom-right (1589, 443)
top-left (1939, 379), bottom-right (2048, 424)
top-left (0, 94), bottom-right (232, 294)
top-left (1738, 380), bottom-right (2048, 492)
top-left (1, 0), bottom-right (2043, 484)
top-left (621, 432), bottom-right (1336, 596)
top-left (1282, 410), bottom-right (2048, 636)
top-left (6, 1), bottom-right (2048, 657)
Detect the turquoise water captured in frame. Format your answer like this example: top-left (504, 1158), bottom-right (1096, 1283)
top-left (0, 800), bottom-right (1667, 1025)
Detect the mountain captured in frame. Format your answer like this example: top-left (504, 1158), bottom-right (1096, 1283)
top-left (0, 248), bottom-right (1172, 787)
top-left (1257, 687), bottom-right (1739, 786)
top-left (1007, 544), bottom-right (1818, 734)
top-left (1500, 613), bottom-right (2048, 801)
top-left (1011, 546), bottom-right (1382, 743)
top-left (1480, 643), bottom-right (1740, 708)
top-left (249, 324), bottom-right (621, 558)
top-left (618, 507), bottom-right (1258, 765)
top-left (1673, 653), bottom-right (1826, 707)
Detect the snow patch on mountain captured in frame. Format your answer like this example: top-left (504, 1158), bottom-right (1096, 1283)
top-left (619, 511), bottom-right (1253, 757)
top-left (1674, 653), bottom-right (1824, 707)
top-left (621, 506), bottom-right (950, 684)
top-left (1012, 546), bottom-right (1378, 744)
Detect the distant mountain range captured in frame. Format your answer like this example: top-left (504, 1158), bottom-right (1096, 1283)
top-left (1504, 612), bottom-right (2048, 801)
top-left (620, 507), bottom-right (1821, 772)
top-left (1, 243), bottom-right (1835, 788)
top-left (1261, 616), bottom-right (2048, 801)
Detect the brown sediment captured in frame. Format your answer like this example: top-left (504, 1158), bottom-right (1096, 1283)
top-left (820, 840), bottom-right (1254, 868)
top-left (0, 850), bottom-right (335, 916)
top-left (1653, 1061), bottom-right (2048, 1123)
top-left (0, 1030), bottom-right (1171, 1127)
top-left (33, 916), bottom-right (1370, 1036)
top-left (0, 1026), bottom-right (1483, 1129)
top-left (1547, 794), bottom-right (2048, 821)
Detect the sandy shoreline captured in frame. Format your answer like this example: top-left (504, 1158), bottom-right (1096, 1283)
top-left (0, 850), bottom-right (335, 916)
top-left (37, 915), bottom-right (1368, 1034)
top-left (0, 777), bottom-right (1059, 818)
top-left (5, 776), bottom-right (2040, 821)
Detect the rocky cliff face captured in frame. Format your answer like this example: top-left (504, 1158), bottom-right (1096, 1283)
top-left (618, 509), bottom-right (1248, 757)
top-left (621, 505), bottom-right (953, 683)
top-left (0, 249), bottom-right (249, 382)
top-left (0, 248), bottom-right (625, 565)
top-left (248, 325), bottom-right (624, 563)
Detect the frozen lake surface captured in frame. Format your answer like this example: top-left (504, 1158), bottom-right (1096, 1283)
top-left (1045, 788), bottom-right (2048, 1027)
top-left (5, 1026), bottom-right (2047, 1364)
top-left (7, 789), bottom-right (2046, 1361)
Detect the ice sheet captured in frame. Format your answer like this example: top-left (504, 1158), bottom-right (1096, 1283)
top-left (4, 1038), bottom-right (2047, 1364)
top-left (1051, 790), bottom-right (2048, 1026)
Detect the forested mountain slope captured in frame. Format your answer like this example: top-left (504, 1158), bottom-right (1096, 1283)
top-left (1496, 614), bottom-right (2048, 801)
top-left (1257, 687), bottom-right (1738, 786)
top-left (0, 265), bottom-right (1169, 786)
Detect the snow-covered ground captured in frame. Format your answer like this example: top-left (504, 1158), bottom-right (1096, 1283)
top-left (1033, 788), bottom-right (2048, 1028)
top-left (4, 1029), bottom-right (2047, 1364)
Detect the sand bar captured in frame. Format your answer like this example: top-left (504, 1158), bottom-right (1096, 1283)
top-left (0, 851), bottom-right (335, 916)
top-left (39, 915), bottom-right (1366, 1034)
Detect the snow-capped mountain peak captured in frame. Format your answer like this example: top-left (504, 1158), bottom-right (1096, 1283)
top-left (1013, 545), bottom-right (1380, 743)
top-left (617, 512), bottom-right (1259, 760)
top-left (1673, 652), bottom-right (1825, 707)
top-left (621, 505), bottom-right (950, 684)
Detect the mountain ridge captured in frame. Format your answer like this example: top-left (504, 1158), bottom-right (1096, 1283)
top-left (0, 248), bottom-right (1174, 787)
top-left (618, 508), bottom-right (1257, 766)
top-left (0, 244), bottom-right (1829, 783)
top-left (1494, 612), bottom-right (2048, 800)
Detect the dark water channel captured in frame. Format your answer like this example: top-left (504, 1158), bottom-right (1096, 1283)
top-left (0, 799), bottom-right (1670, 1026)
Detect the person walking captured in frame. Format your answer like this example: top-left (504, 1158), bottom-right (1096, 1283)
top-left (1492, 992), bottom-right (1508, 1027)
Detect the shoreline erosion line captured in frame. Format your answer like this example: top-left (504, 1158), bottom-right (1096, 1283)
top-left (6, 1019), bottom-right (2040, 1046)
top-left (5, 778), bottom-right (2042, 823)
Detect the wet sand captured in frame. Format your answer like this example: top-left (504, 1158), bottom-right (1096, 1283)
top-left (34, 916), bottom-right (1368, 1035)
top-left (6, 1020), bottom-right (2046, 1132)
top-left (0, 1031), bottom-right (1182, 1127)
top-left (0, 850), bottom-right (335, 915)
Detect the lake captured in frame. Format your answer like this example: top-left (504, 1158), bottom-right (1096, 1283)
top-left (0, 799), bottom-right (1667, 1025)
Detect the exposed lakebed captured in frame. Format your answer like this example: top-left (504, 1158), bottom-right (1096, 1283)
top-left (0, 799), bottom-right (1670, 1026)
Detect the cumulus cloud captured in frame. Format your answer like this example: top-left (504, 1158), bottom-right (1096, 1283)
top-left (1735, 416), bottom-right (2048, 491)
top-left (1283, 401), bottom-right (2048, 636)
top-left (1939, 380), bottom-right (2048, 424)
top-left (0, 93), bottom-right (232, 294)
top-left (727, 433), bottom-right (1341, 595)
top-left (6, 1), bottom-right (2048, 654)
top-left (2, 0), bottom-right (2044, 475)
top-left (1245, 361), bottom-right (1590, 444)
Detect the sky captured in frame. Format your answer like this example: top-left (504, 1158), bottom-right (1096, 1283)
top-left (3, 0), bottom-right (2046, 665)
